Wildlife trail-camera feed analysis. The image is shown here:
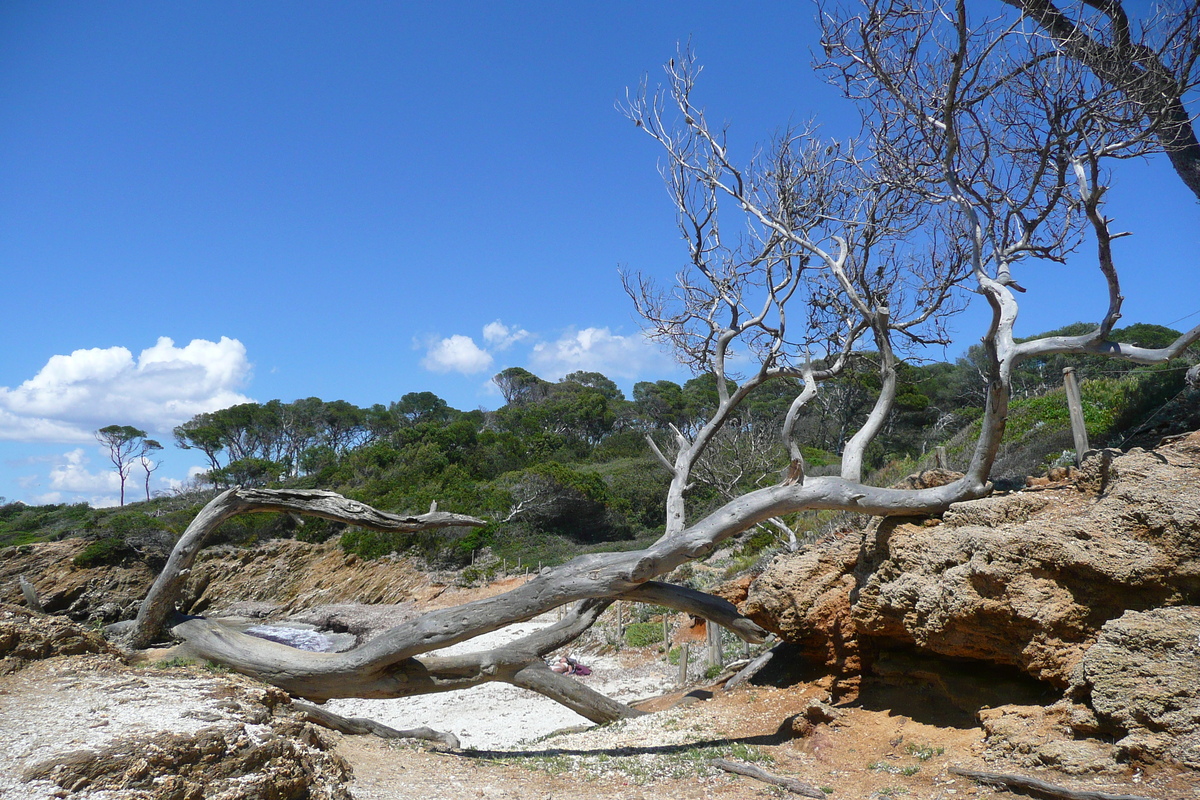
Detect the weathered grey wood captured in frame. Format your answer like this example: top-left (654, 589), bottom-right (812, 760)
top-left (619, 581), bottom-right (767, 643)
top-left (723, 644), bottom-right (777, 691)
top-left (19, 576), bottom-right (43, 613)
top-left (127, 487), bottom-right (486, 648)
top-left (175, 598), bottom-right (641, 723)
top-left (512, 661), bottom-right (644, 723)
top-left (948, 766), bottom-right (1155, 800)
top-left (146, 474), bottom-right (989, 726)
top-left (706, 617), bottom-right (723, 669)
top-left (615, 601), bottom-right (623, 651)
top-left (935, 446), bottom-right (948, 470)
top-left (709, 758), bottom-right (824, 798)
top-left (293, 700), bottom-right (460, 749)
top-left (1063, 367), bottom-right (1090, 464)
top-left (678, 642), bottom-right (690, 686)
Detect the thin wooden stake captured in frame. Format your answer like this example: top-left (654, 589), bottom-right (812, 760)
top-left (1063, 367), bottom-right (1090, 463)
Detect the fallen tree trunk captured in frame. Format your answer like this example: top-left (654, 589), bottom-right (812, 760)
top-left (175, 596), bottom-right (643, 722)
top-left (293, 700), bottom-right (460, 749)
top-left (710, 758), bottom-right (825, 798)
top-left (133, 477), bottom-right (986, 721)
top-left (948, 766), bottom-right (1156, 800)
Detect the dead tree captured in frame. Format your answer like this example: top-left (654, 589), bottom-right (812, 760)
top-left (125, 0), bottom-right (1199, 729)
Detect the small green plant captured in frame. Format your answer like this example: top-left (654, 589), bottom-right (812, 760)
top-left (868, 761), bottom-right (918, 776)
top-left (203, 661), bottom-right (231, 673)
top-left (703, 663), bottom-right (724, 680)
top-left (876, 788), bottom-right (909, 797)
top-left (154, 657), bottom-right (196, 669)
top-left (903, 743), bottom-right (944, 761)
top-left (730, 742), bottom-right (772, 763)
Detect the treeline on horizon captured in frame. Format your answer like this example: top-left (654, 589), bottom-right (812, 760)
top-left (168, 322), bottom-right (1192, 559)
top-left (3, 322), bottom-right (1195, 568)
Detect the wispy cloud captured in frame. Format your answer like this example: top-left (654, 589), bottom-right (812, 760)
top-left (421, 321), bottom-right (679, 390)
top-left (0, 336), bottom-right (253, 443)
top-left (482, 320), bottom-right (531, 350)
top-left (529, 327), bottom-right (674, 380)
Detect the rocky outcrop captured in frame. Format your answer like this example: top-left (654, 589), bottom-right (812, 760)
top-left (0, 603), bottom-right (120, 674)
top-left (746, 433), bottom-right (1200, 684)
top-left (21, 718), bottom-right (351, 800)
top-left (180, 539), bottom-right (437, 615)
top-left (1072, 605), bottom-right (1200, 768)
top-left (743, 432), bottom-right (1200, 766)
top-left (0, 540), bottom-right (158, 622)
top-left (2, 538), bottom-right (443, 626)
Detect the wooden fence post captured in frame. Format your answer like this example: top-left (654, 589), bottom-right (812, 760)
top-left (707, 621), bottom-right (724, 671)
top-left (1063, 367), bottom-right (1090, 463)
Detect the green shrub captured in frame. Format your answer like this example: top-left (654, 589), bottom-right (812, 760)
top-left (74, 537), bottom-right (136, 567)
top-left (623, 621), bottom-right (664, 648)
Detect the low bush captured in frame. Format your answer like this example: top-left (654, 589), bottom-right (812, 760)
top-left (73, 537), bottom-right (136, 567)
top-left (623, 621), bottom-right (664, 648)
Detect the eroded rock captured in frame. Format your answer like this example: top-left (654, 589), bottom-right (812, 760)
top-left (745, 433), bottom-right (1200, 689)
top-left (979, 701), bottom-right (1120, 774)
top-left (0, 603), bottom-right (119, 674)
top-left (1072, 606), bottom-right (1200, 768)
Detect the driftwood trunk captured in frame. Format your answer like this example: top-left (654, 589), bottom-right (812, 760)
top-left (132, 478), bottom-right (983, 724)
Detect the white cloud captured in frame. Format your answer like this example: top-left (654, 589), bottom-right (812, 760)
top-left (420, 334), bottom-right (494, 375)
top-left (529, 327), bottom-right (675, 380)
top-left (0, 337), bottom-right (253, 443)
top-left (47, 448), bottom-right (120, 494)
top-left (482, 320), bottom-right (530, 350)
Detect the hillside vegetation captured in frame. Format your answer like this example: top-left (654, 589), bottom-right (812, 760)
top-left (3, 323), bottom-right (1196, 571)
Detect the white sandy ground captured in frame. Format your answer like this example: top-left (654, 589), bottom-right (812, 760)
top-left (0, 617), bottom-right (679, 799)
top-left (324, 616), bottom-right (678, 751)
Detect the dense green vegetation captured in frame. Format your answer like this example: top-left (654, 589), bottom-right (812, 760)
top-left (4, 323), bottom-right (1196, 570)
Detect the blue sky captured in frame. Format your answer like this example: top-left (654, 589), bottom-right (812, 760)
top-left (2, 1), bottom-right (1197, 507)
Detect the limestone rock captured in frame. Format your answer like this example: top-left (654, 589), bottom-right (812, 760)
top-left (979, 702), bottom-right (1120, 774)
top-left (0, 540), bottom-right (158, 622)
top-left (0, 603), bottom-right (119, 674)
top-left (1072, 606), bottom-right (1200, 768)
top-left (745, 433), bottom-right (1200, 688)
